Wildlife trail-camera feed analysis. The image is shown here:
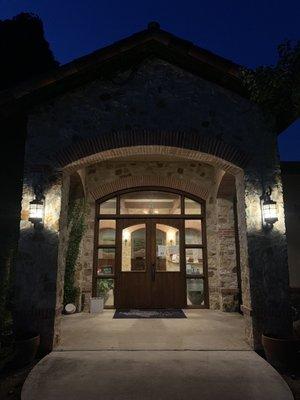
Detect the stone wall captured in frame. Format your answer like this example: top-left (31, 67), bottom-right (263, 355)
top-left (281, 162), bottom-right (300, 324)
top-left (217, 198), bottom-right (239, 312)
top-left (15, 172), bottom-right (62, 352)
top-left (281, 162), bottom-right (300, 289)
top-left (16, 57), bottom-right (291, 351)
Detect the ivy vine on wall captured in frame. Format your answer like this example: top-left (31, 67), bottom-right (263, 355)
top-left (63, 198), bottom-right (86, 307)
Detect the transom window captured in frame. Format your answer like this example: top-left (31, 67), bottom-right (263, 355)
top-left (99, 190), bottom-right (202, 216)
top-left (94, 188), bottom-right (207, 308)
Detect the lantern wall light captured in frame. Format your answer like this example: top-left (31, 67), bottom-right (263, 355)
top-left (29, 189), bottom-right (45, 229)
top-left (261, 187), bottom-right (278, 230)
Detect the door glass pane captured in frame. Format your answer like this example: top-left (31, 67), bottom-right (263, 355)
top-left (122, 224), bottom-right (146, 271)
top-left (185, 220), bottom-right (202, 245)
top-left (99, 197), bottom-right (117, 214)
top-left (97, 278), bottom-right (114, 306)
top-left (187, 278), bottom-right (204, 306)
top-left (98, 220), bottom-right (116, 245)
top-left (120, 191), bottom-right (180, 214)
top-left (97, 248), bottom-right (115, 275)
top-left (156, 224), bottom-right (180, 272)
top-left (184, 198), bottom-right (201, 215)
top-left (186, 248), bottom-right (203, 275)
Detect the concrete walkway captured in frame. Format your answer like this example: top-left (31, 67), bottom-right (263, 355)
top-left (22, 310), bottom-right (293, 399)
top-left (57, 309), bottom-right (250, 350)
top-left (22, 350), bottom-right (293, 400)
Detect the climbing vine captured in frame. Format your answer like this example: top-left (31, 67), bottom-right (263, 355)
top-left (63, 198), bottom-right (86, 307)
top-left (240, 40), bottom-right (300, 125)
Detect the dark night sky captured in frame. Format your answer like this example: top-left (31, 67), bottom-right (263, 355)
top-left (1, 0), bottom-right (300, 160)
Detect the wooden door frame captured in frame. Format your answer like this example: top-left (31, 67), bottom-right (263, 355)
top-left (115, 218), bottom-right (152, 308)
top-left (93, 186), bottom-right (209, 309)
top-left (149, 218), bottom-right (186, 308)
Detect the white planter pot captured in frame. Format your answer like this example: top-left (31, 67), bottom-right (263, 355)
top-left (90, 297), bottom-right (104, 314)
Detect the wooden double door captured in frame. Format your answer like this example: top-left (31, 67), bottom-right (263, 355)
top-left (115, 218), bottom-right (186, 309)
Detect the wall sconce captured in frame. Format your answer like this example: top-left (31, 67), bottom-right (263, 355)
top-left (261, 187), bottom-right (278, 229)
top-left (29, 189), bottom-right (45, 228)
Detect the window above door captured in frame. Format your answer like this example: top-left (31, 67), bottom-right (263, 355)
top-left (98, 189), bottom-right (203, 218)
top-left (120, 191), bottom-right (180, 215)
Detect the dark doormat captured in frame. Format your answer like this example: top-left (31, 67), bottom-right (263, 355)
top-left (113, 309), bottom-right (187, 319)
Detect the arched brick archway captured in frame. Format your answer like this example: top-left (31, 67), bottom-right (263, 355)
top-left (89, 175), bottom-right (211, 200)
top-left (55, 129), bottom-right (251, 174)
top-left (51, 141), bottom-right (253, 350)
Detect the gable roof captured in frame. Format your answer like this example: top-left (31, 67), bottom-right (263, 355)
top-left (0, 21), bottom-right (293, 132)
top-left (0, 22), bottom-right (246, 118)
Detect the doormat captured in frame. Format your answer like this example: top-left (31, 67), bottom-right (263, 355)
top-left (113, 309), bottom-right (187, 319)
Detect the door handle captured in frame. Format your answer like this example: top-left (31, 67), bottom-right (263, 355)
top-left (151, 263), bottom-right (156, 281)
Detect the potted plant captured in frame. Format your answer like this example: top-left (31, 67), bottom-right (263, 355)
top-left (262, 333), bottom-right (300, 372)
top-left (90, 296), bottom-right (104, 314)
top-left (13, 330), bottom-right (40, 367)
top-left (97, 279), bottom-right (113, 303)
top-left (262, 308), bottom-right (300, 373)
top-left (90, 279), bottom-right (113, 313)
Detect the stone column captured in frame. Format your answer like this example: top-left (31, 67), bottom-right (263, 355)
top-left (77, 190), bottom-right (95, 312)
top-left (244, 160), bottom-right (292, 349)
top-left (14, 166), bottom-right (64, 354)
top-left (53, 172), bottom-right (70, 348)
top-left (216, 198), bottom-right (239, 312)
top-left (206, 197), bottom-right (220, 309)
top-left (235, 172), bottom-right (254, 346)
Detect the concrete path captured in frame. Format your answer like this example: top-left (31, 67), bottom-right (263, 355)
top-left (57, 309), bottom-right (250, 351)
top-left (22, 311), bottom-right (293, 399)
top-left (22, 350), bottom-right (293, 400)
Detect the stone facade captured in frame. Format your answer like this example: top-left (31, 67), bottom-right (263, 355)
top-left (281, 162), bottom-right (300, 324)
top-left (281, 162), bottom-right (300, 289)
top-left (15, 57), bottom-right (292, 352)
top-left (217, 198), bottom-right (239, 311)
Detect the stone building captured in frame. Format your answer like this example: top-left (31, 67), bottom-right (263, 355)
top-left (281, 162), bottom-right (300, 309)
top-left (1, 23), bottom-right (294, 353)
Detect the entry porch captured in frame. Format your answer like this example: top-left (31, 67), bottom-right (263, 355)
top-left (56, 309), bottom-right (249, 351)
top-left (22, 309), bottom-right (293, 400)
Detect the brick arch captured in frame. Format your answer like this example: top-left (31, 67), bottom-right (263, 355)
top-left (55, 130), bottom-right (250, 175)
top-left (90, 175), bottom-right (210, 200)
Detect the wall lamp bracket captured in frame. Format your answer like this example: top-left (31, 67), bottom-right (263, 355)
top-left (260, 187), bottom-right (278, 230)
top-left (29, 185), bottom-right (45, 229)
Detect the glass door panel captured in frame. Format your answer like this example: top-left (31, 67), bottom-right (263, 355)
top-left (185, 220), bottom-right (202, 245)
top-left (98, 220), bottom-right (116, 245)
top-left (156, 224), bottom-right (180, 272)
top-left (97, 248), bottom-right (115, 276)
top-left (121, 224), bottom-right (146, 272)
top-left (185, 248), bottom-right (203, 275)
top-left (150, 219), bottom-right (185, 308)
top-left (116, 219), bottom-right (151, 309)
